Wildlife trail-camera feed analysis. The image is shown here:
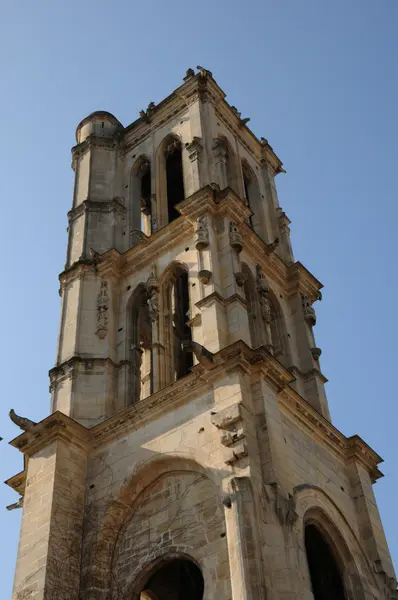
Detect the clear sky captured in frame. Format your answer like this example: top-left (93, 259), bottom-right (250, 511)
top-left (1, 0), bottom-right (397, 595)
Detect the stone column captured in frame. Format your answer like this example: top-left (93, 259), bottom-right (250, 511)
top-left (11, 418), bottom-right (89, 600)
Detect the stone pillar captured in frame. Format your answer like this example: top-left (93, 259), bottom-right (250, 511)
top-left (277, 208), bottom-right (294, 264)
top-left (224, 477), bottom-right (266, 600)
top-left (12, 420), bottom-right (89, 600)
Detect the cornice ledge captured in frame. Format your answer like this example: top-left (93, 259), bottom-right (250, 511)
top-left (278, 388), bottom-right (384, 482)
top-left (216, 187), bottom-right (253, 222)
top-left (9, 411), bottom-right (91, 458)
top-left (217, 341), bottom-right (294, 391)
top-left (287, 261), bottom-right (323, 302)
top-left (195, 291), bottom-right (247, 311)
top-left (346, 435), bottom-right (383, 483)
top-left (59, 261), bottom-right (94, 286)
top-left (91, 369), bottom-right (206, 446)
top-left (288, 365), bottom-right (328, 384)
top-left (119, 219), bottom-right (191, 278)
top-left (49, 356), bottom-right (125, 387)
top-left (279, 387), bottom-right (347, 460)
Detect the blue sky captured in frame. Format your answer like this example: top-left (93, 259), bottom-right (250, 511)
top-left (1, 0), bottom-right (397, 595)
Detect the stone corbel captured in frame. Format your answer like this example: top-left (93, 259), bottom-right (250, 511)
top-left (302, 294), bottom-right (316, 326)
top-left (186, 137), bottom-right (203, 162)
top-left (229, 221), bottom-right (243, 253)
top-left (264, 482), bottom-right (298, 529)
top-left (211, 403), bottom-right (248, 465)
top-left (96, 280), bottom-right (109, 339)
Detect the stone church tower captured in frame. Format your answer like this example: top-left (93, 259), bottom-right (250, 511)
top-left (6, 68), bottom-right (397, 599)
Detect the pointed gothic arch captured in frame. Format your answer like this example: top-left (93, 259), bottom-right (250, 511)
top-left (156, 134), bottom-right (185, 228)
top-left (305, 522), bottom-right (346, 600)
top-left (158, 262), bottom-right (193, 387)
top-left (241, 159), bottom-right (267, 241)
top-left (213, 136), bottom-right (241, 195)
top-left (138, 556), bottom-right (204, 600)
top-left (126, 283), bottom-right (153, 405)
top-left (267, 290), bottom-right (290, 366)
top-left (130, 155), bottom-right (152, 239)
top-left (241, 263), bottom-right (264, 349)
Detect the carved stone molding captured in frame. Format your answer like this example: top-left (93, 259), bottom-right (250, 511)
top-left (194, 216), bottom-right (209, 250)
top-left (96, 280), bottom-right (109, 339)
top-left (198, 269), bottom-right (212, 285)
top-left (147, 268), bottom-right (159, 322)
top-left (229, 221), bottom-right (243, 253)
top-left (256, 264), bottom-right (272, 324)
top-left (186, 137), bottom-right (203, 162)
top-left (265, 483), bottom-right (298, 528)
top-left (211, 403), bottom-right (247, 465)
top-left (302, 294), bottom-right (317, 326)
top-left (310, 346), bottom-right (322, 361)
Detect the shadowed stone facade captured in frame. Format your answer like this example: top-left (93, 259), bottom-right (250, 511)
top-left (6, 67), bottom-right (397, 599)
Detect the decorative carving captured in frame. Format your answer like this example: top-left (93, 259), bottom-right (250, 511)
top-left (181, 340), bottom-right (216, 370)
top-left (96, 281), bottom-right (109, 339)
top-left (194, 216), bottom-right (209, 250)
top-left (130, 229), bottom-right (146, 247)
top-left (239, 117), bottom-right (251, 128)
top-left (198, 269), bottom-right (212, 285)
top-left (9, 409), bottom-right (37, 433)
top-left (265, 483), bottom-right (298, 528)
top-left (196, 65), bottom-right (213, 79)
top-left (89, 247), bottom-right (101, 270)
top-left (140, 196), bottom-right (151, 216)
top-left (183, 68), bottom-right (195, 81)
top-left (229, 221), bottom-right (243, 253)
top-left (147, 268), bottom-right (159, 322)
top-left (6, 497), bottom-right (23, 511)
top-left (186, 137), bottom-right (203, 162)
top-left (310, 347), bottom-right (322, 361)
top-left (256, 265), bottom-right (272, 323)
top-left (139, 102), bottom-right (156, 123)
top-left (302, 295), bottom-right (316, 326)
top-left (235, 271), bottom-right (245, 287)
top-left (266, 238), bottom-right (279, 253)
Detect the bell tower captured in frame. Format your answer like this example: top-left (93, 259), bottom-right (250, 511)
top-left (7, 68), bottom-right (397, 600)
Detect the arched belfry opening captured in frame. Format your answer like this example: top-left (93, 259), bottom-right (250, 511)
top-left (160, 263), bottom-right (193, 386)
top-left (131, 156), bottom-right (152, 237)
top-left (305, 524), bottom-right (346, 600)
top-left (242, 160), bottom-right (265, 241)
top-left (128, 284), bottom-right (153, 404)
top-left (139, 558), bottom-right (204, 600)
top-left (165, 136), bottom-right (185, 223)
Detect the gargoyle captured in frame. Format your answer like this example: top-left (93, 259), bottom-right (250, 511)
top-left (9, 409), bottom-right (37, 433)
top-left (197, 65), bottom-right (213, 79)
top-left (89, 247), bottom-right (101, 264)
top-left (181, 340), bottom-right (217, 370)
top-left (239, 117), bottom-right (251, 127)
top-left (266, 238), bottom-right (279, 253)
top-left (6, 497), bottom-right (23, 511)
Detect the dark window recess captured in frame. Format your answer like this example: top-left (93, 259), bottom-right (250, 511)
top-left (174, 271), bottom-right (193, 379)
top-left (166, 143), bottom-right (184, 223)
top-left (243, 171), bottom-right (253, 228)
top-left (141, 169), bottom-right (151, 202)
top-left (141, 559), bottom-right (204, 600)
top-left (305, 524), bottom-right (346, 600)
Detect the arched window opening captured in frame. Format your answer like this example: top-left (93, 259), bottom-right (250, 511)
top-left (305, 524), bottom-right (346, 600)
top-left (242, 167), bottom-right (254, 229)
top-left (242, 264), bottom-right (263, 349)
top-left (160, 264), bottom-right (193, 386)
top-left (242, 161), bottom-right (265, 240)
top-left (172, 271), bottom-right (193, 380)
top-left (140, 161), bottom-right (152, 234)
top-left (131, 157), bottom-right (152, 239)
top-left (165, 138), bottom-right (184, 223)
top-left (129, 285), bottom-right (152, 404)
top-left (139, 558), bottom-right (204, 600)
